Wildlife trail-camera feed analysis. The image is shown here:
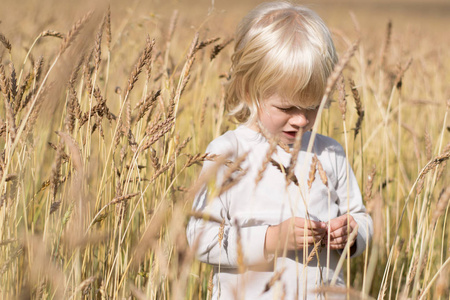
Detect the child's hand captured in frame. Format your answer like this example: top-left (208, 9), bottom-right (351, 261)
top-left (325, 214), bottom-right (358, 250)
top-left (265, 217), bottom-right (327, 255)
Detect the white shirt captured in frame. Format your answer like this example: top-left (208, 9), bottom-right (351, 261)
top-left (187, 125), bottom-right (373, 299)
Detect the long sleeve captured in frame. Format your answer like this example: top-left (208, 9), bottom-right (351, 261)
top-left (186, 127), bottom-right (372, 299)
top-left (186, 133), bottom-right (269, 267)
top-left (332, 143), bottom-right (373, 258)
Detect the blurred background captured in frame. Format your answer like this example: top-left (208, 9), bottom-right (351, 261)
top-left (2, 0), bottom-right (450, 45)
top-left (0, 0), bottom-right (449, 299)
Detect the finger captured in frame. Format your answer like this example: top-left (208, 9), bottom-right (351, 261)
top-left (327, 236), bottom-right (347, 244)
top-left (325, 236), bottom-right (356, 247)
top-left (328, 215), bottom-right (348, 231)
top-left (295, 228), bottom-right (327, 237)
top-left (293, 235), bottom-right (325, 248)
top-left (349, 217), bottom-right (358, 229)
top-left (327, 243), bottom-right (347, 250)
top-left (293, 236), bottom-right (322, 248)
top-left (339, 215), bottom-right (357, 230)
top-left (295, 218), bottom-right (327, 232)
top-left (327, 238), bottom-right (356, 249)
top-left (311, 233), bottom-right (327, 243)
top-left (293, 232), bottom-right (325, 242)
top-left (328, 225), bottom-right (350, 238)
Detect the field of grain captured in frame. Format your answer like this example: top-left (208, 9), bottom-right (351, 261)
top-left (0, 0), bottom-right (449, 299)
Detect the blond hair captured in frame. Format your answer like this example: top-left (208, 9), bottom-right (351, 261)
top-left (226, 2), bottom-right (338, 124)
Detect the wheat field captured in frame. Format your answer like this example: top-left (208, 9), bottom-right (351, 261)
top-left (0, 0), bottom-right (449, 299)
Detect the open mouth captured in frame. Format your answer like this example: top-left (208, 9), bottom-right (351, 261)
top-left (283, 131), bottom-right (297, 139)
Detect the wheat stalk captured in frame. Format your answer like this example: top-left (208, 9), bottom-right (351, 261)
top-left (0, 33), bottom-right (12, 53)
top-left (0, 64), bottom-right (8, 96)
top-left (59, 11), bottom-right (94, 55)
top-left (8, 63), bottom-right (17, 103)
top-left (380, 20), bottom-right (392, 70)
top-left (261, 267), bottom-right (286, 294)
top-left (210, 37), bottom-right (233, 61)
top-left (349, 79), bottom-right (364, 138)
top-left (337, 75), bottom-right (346, 121)
top-left (307, 154), bottom-right (318, 190)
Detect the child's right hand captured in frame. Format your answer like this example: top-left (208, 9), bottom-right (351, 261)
top-left (264, 217), bottom-right (327, 255)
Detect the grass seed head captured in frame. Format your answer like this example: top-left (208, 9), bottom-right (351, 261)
top-left (0, 64), bottom-right (8, 96)
top-left (394, 58), bottom-right (412, 89)
top-left (33, 56), bottom-right (44, 83)
top-left (9, 63), bottom-right (17, 101)
top-left (59, 11), bottom-right (94, 55)
top-left (210, 37), bottom-right (233, 61)
top-left (41, 30), bottom-right (64, 39)
top-left (432, 187), bottom-right (450, 226)
top-left (93, 21), bottom-right (104, 72)
top-left (166, 10), bottom-right (179, 45)
top-left (380, 20), bottom-right (392, 69)
top-left (349, 78), bottom-right (364, 138)
top-left (0, 33), bottom-right (12, 53)
top-left (307, 155), bottom-right (318, 190)
top-left (337, 74), bottom-right (346, 121)
top-left (3, 97), bottom-right (16, 142)
top-left (105, 6), bottom-right (111, 50)
top-left (316, 158), bottom-right (328, 187)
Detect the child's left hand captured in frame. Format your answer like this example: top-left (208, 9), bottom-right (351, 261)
top-left (325, 214), bottom-right (358, 250)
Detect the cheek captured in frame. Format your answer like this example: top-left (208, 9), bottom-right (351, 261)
top-left (309, 112), bottom-right (318, 124)
top-left (257, 111), bottom-right (275, 130)
top-left (259, 109), bottom-right (283, 126)
top-left (269, 113), bottom-right (290, 129)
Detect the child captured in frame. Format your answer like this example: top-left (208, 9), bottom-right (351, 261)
top-left (187, 2), bottom-right (373, 299)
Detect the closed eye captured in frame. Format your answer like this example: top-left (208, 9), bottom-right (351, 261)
top-left (275, 105), bottom-right (319, 113)
top-left (276, 106), bottom-right (295, 112)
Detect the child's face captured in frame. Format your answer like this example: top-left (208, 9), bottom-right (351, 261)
top-left (252, 94), bottom-right (318, 145)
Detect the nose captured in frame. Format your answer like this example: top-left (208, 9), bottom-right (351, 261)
top-left (289, 113), bottom-right (309, 128)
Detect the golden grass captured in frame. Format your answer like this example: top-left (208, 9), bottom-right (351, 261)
top-left (0, 0), bottom-right (449, 299)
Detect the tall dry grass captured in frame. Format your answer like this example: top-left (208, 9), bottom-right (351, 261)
top-left (0, 1), bottom-right (449, 299)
